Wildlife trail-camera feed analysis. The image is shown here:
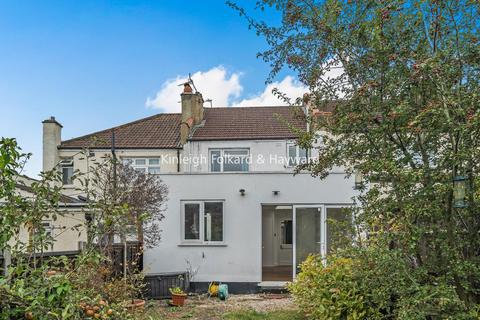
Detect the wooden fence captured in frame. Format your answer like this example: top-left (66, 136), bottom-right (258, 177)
top-left (110, 242), bottom-right (143, 276)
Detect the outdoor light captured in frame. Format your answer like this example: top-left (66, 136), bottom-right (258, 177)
top-left (272, 190), bottom-right (280, 196)
top-left (239, 189), bottom-right (246, 196)
top-left (453, 175), bottom-right (468, 208)
top-left (354, 171), bottom-right (364, 190)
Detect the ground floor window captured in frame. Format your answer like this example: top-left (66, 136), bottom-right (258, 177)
top-left (182, 201), bottom-right (224, 243)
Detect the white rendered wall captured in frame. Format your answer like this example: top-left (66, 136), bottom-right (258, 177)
top-left (57, 148), bottom-right (179, 196)
top-left (143, 172), bottom-right (356, 283)
top-left (182, 139), bottom-right (319, 173)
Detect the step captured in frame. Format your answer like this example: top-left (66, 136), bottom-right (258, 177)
top-left (257, 281), bottom-right (289, 293)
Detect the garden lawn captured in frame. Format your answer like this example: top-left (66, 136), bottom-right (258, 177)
top-left (136, 294), bottom-right (305, 320)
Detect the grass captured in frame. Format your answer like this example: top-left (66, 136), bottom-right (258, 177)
top-left (138, 309), bottom-right (305, 320)
top-left (135, 296), bottom-right (305, 320)
top-left (222, 309), bottom-right (305, 320)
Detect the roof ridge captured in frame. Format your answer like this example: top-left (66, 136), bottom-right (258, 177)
top-left (206, 105), bottom-right (302, 109)
top-left (61, 112), bottom-right (181, 144)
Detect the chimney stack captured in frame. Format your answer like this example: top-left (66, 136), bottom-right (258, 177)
top-left (42, 116), bottom-right (62, 172)
top-left (180, 83), bottom-right (204, 144)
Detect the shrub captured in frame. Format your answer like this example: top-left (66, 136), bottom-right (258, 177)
top-left (288, 255), bottom-right (375, 320)
top-left (289, 248), bottom-right (480, 319)
top-left (0, 253), bottom-right (136, 319)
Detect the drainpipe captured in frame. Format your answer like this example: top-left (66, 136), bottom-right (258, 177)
top-left (177, 149), bottom-right (181, 172)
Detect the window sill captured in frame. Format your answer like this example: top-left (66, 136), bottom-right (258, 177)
top-left (178, 243), bottom-right (227, 247)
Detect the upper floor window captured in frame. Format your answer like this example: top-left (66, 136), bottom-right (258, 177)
top-left (210, 149), bottom-right (249, 172)
top-left (123, 158), bottom-right (161, 174)
top-left (287, 143), bottom-right (308, 167)
top-left (60, 158), bottom-right (74, 185)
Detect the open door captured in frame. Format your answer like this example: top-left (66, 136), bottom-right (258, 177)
top-left (293, 205), bottom-right (325, 277)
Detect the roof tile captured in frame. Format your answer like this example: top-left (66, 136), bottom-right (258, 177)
top-left (59, 106), bottom-right (306, 149)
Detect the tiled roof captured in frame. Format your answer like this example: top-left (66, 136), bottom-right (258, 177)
top-left (59, 113), bottom-right (182, 149)
top-left (190, 106), bottom-right (306, 141)
top-left (15, 183), bottom-right (85, 204)
top-left (59, 106), bottom-right (306, 148)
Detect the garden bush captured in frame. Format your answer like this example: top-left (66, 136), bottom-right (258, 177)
top-left (0, 253), bottom-right (140, 319)
top-left (289, 248), bottom-right (480, 320)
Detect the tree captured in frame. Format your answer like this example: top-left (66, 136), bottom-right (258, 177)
top-left (231, 0), bottom-right (480, 314)
top-left (79, 153), bottom-right (168, 255)
top-left (0, 138), bottom-right (70, 263)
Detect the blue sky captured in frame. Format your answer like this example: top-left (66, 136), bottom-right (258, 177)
top-left (0, 1), bottom-right (305, 176)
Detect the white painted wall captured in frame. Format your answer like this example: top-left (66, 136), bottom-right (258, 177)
top-left (10, 209), bottom-right (87, 253)
top-left (183, 139), bottom-right (319, 173)
top-left (57, 148), bottom-right (179, 196)
top-left (143, 172), bottom-right (356, 283)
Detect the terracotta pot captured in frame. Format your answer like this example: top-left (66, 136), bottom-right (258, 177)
top-left (171, 293), bottom-right (187, 306)
top-left (126, 299), bottom-right (145, 310)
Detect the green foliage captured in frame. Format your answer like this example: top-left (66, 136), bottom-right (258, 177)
top-left (290, 249), bottom-right (479, 319)
top-left (232, 0), bottom-right (480, 317)
top-left (0, 140), bottom-right (145, 319)
top-left (0, 253), bottom-right (137, 319)
top-left (0, 138), bottom-right (29, 251)
top-left (289, 255), bottom-right (373, 320)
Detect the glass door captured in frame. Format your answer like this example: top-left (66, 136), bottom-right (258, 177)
top-left (293, 205), bottom-right (325, 276)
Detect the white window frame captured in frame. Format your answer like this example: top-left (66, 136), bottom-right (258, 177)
top-left (60, 158), bottom-right (74, 185)
top-left (209, 148), bottom-right (250, 172)
top-left (32, 221), bottom-right (54, 249)
top-left (122, 157), bottom-right (161, 174)
top-left (181, 200), bottom-right (225, 244)
top-left (286, 142), bottom-right (309, 167)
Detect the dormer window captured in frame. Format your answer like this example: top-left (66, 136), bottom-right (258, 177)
top-left (122, 158), bottom-right (161, 174)
top-left (60, 158), bottom-right (74, 185)
top-left (287, 142), bottom-right (308, 167)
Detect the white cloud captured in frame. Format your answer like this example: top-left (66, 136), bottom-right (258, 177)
top-left (145, 66), bottom-right (243, 113)
top-left (145, 66), bottom-right (308, 112)
top-left (230, 76), bottom-right (306, 108)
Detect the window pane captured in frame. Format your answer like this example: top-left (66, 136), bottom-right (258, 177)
top-left (299, 148), bottom-right (308, 164)
top-left (148, 167), bottom-right (161, 174)
top-left (135, 159), bottom-right (146, 165)
top-left (149, 158), bottom-right (159, 165)
top-left (62, 167), bottom-right (73, 185)
top-left (134, 167), bottom-right (146, 173)
top-left (326, 208), bottom-right (352, 254)
top-left (122, 158), bottom-right (132, 165)
top-left (223, 150), bottom-right (249, 172)
top-left (210, 150), bottom-right (221, 172)
top-left (281, 220), bottom-right (293, 245)
top-left (184, 204), bottom-right (200, 240)
top-left (204, 202), bottom-right (223, 242)
top-left (288, 145), bottom-right (297, 166)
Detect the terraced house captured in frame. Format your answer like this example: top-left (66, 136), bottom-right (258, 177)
top-left (42, 83), bottom-right (356, 293)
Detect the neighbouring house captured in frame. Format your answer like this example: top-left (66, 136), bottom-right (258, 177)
top-left (1, 175), bottom-right (88, 275)
top-left (11, 175), bottom-right (88, 254)
top-left (41, 83), bottom-right (356, 293)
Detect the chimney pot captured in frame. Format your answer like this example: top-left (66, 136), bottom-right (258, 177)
top-left (183, 83), bottom-right (193, 93)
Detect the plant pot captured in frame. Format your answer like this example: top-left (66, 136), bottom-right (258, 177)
top-left (171, 293), bottom-right (187, 306)
top-left (126, 299), bottom-right (145, 310)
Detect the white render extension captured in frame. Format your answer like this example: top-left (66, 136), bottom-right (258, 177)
top-left (42, 83), bottom-right (356, 291)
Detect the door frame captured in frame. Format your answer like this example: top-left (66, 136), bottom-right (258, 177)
top-left (292, 204), bottom-right (325, 279)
